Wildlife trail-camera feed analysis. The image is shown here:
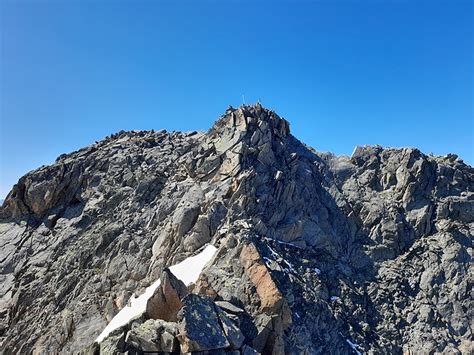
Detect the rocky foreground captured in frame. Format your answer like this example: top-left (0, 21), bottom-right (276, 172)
top-left (0, 104), bottom-right (473, 354)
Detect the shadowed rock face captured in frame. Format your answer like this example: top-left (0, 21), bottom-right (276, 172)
top-left (0, 104), bottom-right (473, 354)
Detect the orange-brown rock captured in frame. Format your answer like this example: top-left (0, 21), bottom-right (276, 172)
top-left (239, 243), bottom-right (283, 313)
top-left (193, 274), bottom-right (219, 299)
top-left (146, 269), bottom-right (188, 322)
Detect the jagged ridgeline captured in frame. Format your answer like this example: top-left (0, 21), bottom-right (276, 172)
top-left (0, 104), bottom-right (473, 354)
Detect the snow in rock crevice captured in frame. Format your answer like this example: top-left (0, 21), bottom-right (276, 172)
top-left (96, 244), bottom-right (217, 343)
top-left (346, 338), bottom-right (362, 355)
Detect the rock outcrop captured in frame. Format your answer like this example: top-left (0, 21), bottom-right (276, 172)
top-left (0, 104), bottom-right (472, 354)
top-left (146, 268), bottom-right (188, 322)
top-left (125, 318), bottom-right (180, 353)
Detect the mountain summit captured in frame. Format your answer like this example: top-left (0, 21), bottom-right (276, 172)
top-left (1, 105), bottom-right (473, 354)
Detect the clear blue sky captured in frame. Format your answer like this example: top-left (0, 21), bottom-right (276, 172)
top-left (1, 0), bottom-right (473, 199)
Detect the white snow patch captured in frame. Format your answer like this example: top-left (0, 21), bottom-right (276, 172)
top-left (241, 220), bottom-right (251, 229)
top-left (346, 338), bottom-right (362, 355)
top-left (314, 267), bottom-right (321, 275)
top-left (275, 170), bottom-right (283, 181)
top-left (265, 242), bottom-right (298, 273)
top-left (273, 238), bottom-right (302, 249)
top-left (95, 278), bottom-right (161, 343)
top-left (263, 256), bottom-right (273, 267)
top-left (330, 296), bottom-right (340, 302)
top-left (266, 244), bottom-right (280, 259)
top-left (262, 236), bottom-right (302, 249)
top-left (282, 259), bottom-right (297, 273)
top-left (96, 244), bottom-right (217, 343)
top-left (168, 244), bottom-right (217, 285)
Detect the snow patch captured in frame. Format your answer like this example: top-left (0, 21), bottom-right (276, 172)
top-left (266, 244), bottom-right (280, 259)
top-left (346, 338), bottom-right (362, 355)
top-left (95, 279), bottom-right (161, 343)
top-left (96, 244), bottom-right (217, 343)
top-left (330, 296), bottom-right (340, 302)
top-left (265, 242), bottom-right (298, 274)
top-left (168, 244), bottom-right (217, 285)
top-left (262, 236), bottom-right (302, 249)
top-left (282, 259), bottom-right (297, 273)
top-left (314, 267), bottom-right (321, 275)
top-left (263, 256), bottom-right (273, 267)
top-left (273, 238), bottom-right (302, 249)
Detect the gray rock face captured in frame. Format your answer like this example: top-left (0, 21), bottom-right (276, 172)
top-left (215, 305), bottom-right (245, 350)
top-left (177, 294), bottom-right (230, 352)
top-left (125, 319), bottom-right (179, 352)
top-left (0, 104), bottom-right (472, 354)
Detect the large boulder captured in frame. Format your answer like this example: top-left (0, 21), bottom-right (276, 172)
top-left (125, 319), bottom-right (179, 353)
top-left (177, 294), bottom-right (230, 352)
top-left (99, 328), bottom-right (126, 354)
top-left (215, 306), bottom-right (245, 350)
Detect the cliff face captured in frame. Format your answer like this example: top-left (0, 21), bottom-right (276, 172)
top-left (0, 104), bottom-right (472, 354)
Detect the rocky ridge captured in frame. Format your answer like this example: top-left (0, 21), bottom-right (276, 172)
top-left (0, 104), bottom-right (473, 354)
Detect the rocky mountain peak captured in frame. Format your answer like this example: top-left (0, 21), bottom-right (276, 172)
top-left (209, 103), bottom-right (290, 142)
top-left (0, 105), bottom-right (472, 354)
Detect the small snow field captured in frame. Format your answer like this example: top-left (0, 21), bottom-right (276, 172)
top-left (346, 338), bottom-right (362, 355)
top-left (96, 278), bottom-right (162, 343)
top-left (168, 244), bottom-right (217, 285)
top-left (95, 244), bottom-right (217, 343)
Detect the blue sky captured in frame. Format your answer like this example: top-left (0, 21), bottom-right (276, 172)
top-left (1, 0), bottom-right (473, 199)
